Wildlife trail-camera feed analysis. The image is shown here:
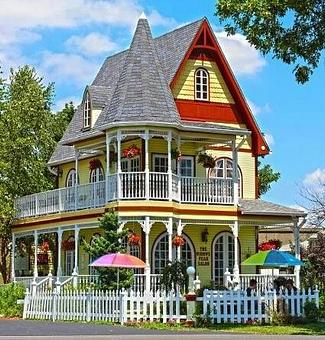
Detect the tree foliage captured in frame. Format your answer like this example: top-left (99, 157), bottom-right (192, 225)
top-left (216, 0), bottom-right (325, 83)
top-left (83, 212), bottom-right (133, 290)
top-left (0, 65), bottom-right (74, 283)
top-left (160, 260), bottom-right (188, 293)
top-left (258, 161), bottom-right (281, 197)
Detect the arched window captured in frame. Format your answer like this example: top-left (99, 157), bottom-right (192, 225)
top-left (152, 233), bottom-right (195, 274)
top-left (210, 158), bottom-right (242, 197)
top-left (195, 68), bottom-right (209, 101)
top-left (212, 232), bottom-right (238, 286)
top-left (90, 166), bottom-right (104, 183)
top-left (66, 169), bottom-right (78, 187)
top-left (83, 91), bottom-right (91, 128)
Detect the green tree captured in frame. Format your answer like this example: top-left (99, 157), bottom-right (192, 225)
top-left (0, 66), bottom-right (74, 282)
top-left (216, 0), bottom-right (325, 83)
top-left (258, 161), bottom-right (281, 197)
top-left (83, 212), bottom-right (133, 290)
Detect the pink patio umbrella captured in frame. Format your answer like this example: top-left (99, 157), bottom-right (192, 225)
top-left (89, 253), bottom-right (146, 290)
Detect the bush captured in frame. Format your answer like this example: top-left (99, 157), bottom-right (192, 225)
top-left (304, 300), bottom-right (320, 322)
top-left (0, 283), bottom-right (25, 318)
top-left (270, 309), bottom-right (306, 325)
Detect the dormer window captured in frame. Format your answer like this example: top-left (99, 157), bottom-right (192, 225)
top-left (83, 91), bottom-right (91, 128)
top-left (195, 68), bottom-right (209, 101)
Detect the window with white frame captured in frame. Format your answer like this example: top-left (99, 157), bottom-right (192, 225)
top-left (83, 91), bottom-right (91, 128)
top-left (90, 166), bottom-right (104, 183)
top-left (210, 158), bottom-right (242, 197)
top-left (121, 156), bottom-right (140, 172)
top-left (195, 68), bottom-right (209, 101)
top-left (152, 233), bottom-right (195, 274)
top-left (153, 154), bottom-right (168, 173)
top-left (179, 156), bottom-right (194, 177)
top-left (66, 169), bottom-right (78, 187)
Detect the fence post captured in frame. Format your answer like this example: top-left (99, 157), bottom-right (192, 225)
top-left (31, 279), bottom-right (37, 296)
top-left (48, 272), bottom-right (53, 291)
top-left (52, 288), bottom-right (58, 322)
top-left (315, 286), bottom-right (320, 308)
top-left (119, 288), bottom-right (126, 325)
top-left (223, 268), bottom-right (232, 289)
top-left (22, 288), bottom-right (30, 319)
top-left (86, 289), bottom-right (91, 322)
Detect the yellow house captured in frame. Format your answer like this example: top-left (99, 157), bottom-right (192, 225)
top-left (12, 17), bottom-right (306, 290)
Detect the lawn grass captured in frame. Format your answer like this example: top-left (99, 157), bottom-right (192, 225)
top-left (124, 321), bottom-right (325, 335)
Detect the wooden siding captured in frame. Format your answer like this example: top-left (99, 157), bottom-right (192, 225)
top-left (172, 59), bottom-right (235, 104)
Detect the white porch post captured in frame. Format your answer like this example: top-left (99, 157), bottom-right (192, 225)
top-left (144, 129), bottom-right (150, 200)
top-left (167, 217), bottom-right (173, 262)
top-left (293, 218), bottom-right (304, 289)
top-left (11, 233), bottom-right (15, 282)
top-left (74, 149), bottom-right (79, 210)
top-left (231, 221), bottom-right (240, 286)
top-left (167, 131), bottom-right (172, 201)
top-left (105, 134), bottom-right (111, 202)
top-left (177, 137), bottom-right (181, 202)
top-left (232, 140), bottom-right (239, 205)
top-left (143, 216), bottom-right (151, 292)
top-left (117, 130), bottom-right (122, 200)
top-left (56, 228), bottom-right (63, 279)
top-left (33, 230), bottom-right (38, 278)
top-left (72, 225), bottom-right (80, 288)
top-left (177, 220), bottom-right (184, 261)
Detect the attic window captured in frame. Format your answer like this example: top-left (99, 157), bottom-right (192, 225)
top-left (195, 68), bottom-right (209, 101)
top-left (83, 91), bottom-right (91, 128)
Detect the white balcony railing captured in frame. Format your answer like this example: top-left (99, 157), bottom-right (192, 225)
top-left (15, 173), bottom-right (234, 218)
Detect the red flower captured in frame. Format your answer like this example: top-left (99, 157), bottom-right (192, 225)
top-left (122, 145), bottom-right (141, 159)
top-left (62, 240), bottom-right (75, 251)
top-left (172, 235), bottom-right (185, 247)
top-left (128, 233), bottom-right (141, 246)
top-left (40, 240), bottom-right (50, 252)
top-left (258, 239), bottom-right (282, 251)
top-left (89, 158), bottom-right (102, 170)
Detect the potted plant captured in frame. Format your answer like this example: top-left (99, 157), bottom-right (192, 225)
top-left (128, 232), bottom-right (141, 246)
top-left (62, 239), bottom-right (75, 251)
top-left (122, 145), bottom-right (141, 159)
top-left (89, 158), bottom-right (102, 170)
top-left (171, 148), bottom-right (181, 160)
top-left (197, 152), bottom-right (216, 169)
top-left (258, 239), bottom-right (282, 251)
top-left (172, 235), bottom-right (185, 247)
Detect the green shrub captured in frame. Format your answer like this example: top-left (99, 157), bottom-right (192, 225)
top-left (304, 300), bottom-right (320, 322)
top-left (0, 283), bottom-right (25, 318)
top-left (319, 294), bottom-right (325, 319)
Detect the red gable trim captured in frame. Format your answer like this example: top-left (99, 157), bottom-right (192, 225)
top-left (170, 19), bottom-right (269, 156)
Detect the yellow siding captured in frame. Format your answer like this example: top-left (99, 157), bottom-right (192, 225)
top-left (173, 59), bottom-right (235, 104)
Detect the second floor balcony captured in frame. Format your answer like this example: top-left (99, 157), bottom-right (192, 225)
top-left (15, 172), bottom-right (235, 218)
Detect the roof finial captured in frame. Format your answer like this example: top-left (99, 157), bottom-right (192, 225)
top-left (139, 11), bottom-right (147, 20)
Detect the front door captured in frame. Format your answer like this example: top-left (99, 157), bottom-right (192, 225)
top-left (213, 232), bottom-right (236, 286)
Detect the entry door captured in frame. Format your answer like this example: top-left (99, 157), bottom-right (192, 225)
top-left (213, 232), bottom-right (236, 286)
top-left (65, 250), bottom-right (75, 275)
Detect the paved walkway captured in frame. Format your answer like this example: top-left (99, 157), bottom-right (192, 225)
top-left (0, 320), bottom-right (324, 339)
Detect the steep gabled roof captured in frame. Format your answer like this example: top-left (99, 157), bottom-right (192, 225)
top-left (95, 17), bottom-right (180, 128)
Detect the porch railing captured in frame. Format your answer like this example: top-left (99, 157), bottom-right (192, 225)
top-left (15, 173), bottom-right (234, 218)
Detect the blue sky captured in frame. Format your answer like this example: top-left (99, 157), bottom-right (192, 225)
top-left (0, 0), bottom-right (324, 208)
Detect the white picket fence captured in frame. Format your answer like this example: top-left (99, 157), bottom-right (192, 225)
top-left (23, 288), bottom-right (185, 324)
top-left (201, 288), bottom-right (319, 324)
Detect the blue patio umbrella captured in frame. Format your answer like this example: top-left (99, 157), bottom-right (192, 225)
top-left (242, 250), bottom-right (304, 267)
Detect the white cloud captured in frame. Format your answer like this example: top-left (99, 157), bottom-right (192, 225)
top-left (303, 169), bottom-right (325, 187)
top-left (264, 133), bottom-right (274, 146)
top-left (247, 99), bottom-right (261, 116)
top-left (54, 96), bottom-right (80, 112)
top-left (66, 33), bottom-right (118, 56)
top-left (215, 31), bottom-right (266, 76)
top-left (39, 52), bottom-right (99, 86)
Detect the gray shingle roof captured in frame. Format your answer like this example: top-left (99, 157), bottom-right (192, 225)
top-left (48, 18), bottom-right (207, 165)
top-left (239, 199), bottom-right (307, 217)
top-left (95, 17), bottom-right (180, 128)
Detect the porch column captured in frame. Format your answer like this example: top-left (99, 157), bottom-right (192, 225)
top-left (144, 129), bottom-right (150, 200)
top-left (177, 220), bottom-right (184, 261)
top-left (231, 221), bottom-right (240, 285)
top-left (143, 216), bottom-right (151, 292)
top-left (72, 225), bottom-right (80, 275)
top-left (167, 217), bottom-right (173, 262)
top-left (177, 137), bottom-right (181, 202)
top-left (33, 230), bottom-right (38, 278)
top-left (232, 141), bottom-right (239, 205)
top-left (11, 233), bottom-right (15, 282)
top-left (56, 228), bottom-right (63, 279)
top-left (74, 149), bottom-right (79, 210)
top-left (167, 131), bottom-right (172, 201)
top-left (117, 130), bottom-right (122, 200)
top-left (293, 217), bottom-right (304, 289)
top-left (105, 134), bottom-right (111, 202)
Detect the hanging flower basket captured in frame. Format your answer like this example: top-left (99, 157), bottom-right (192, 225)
top-left (172, 235), bottom-right (185, 247)
top-left (89, 158), bottom-right (102, 170)
top-left (40, 240), bottom-right (50, 252)
top-left (258, 239), bottom-right (282, 251)
top-left (128, 233), bottom-right (141, 246)
top-left (109, 151), bottom-right (117, 163)
top-left (62, 240), bottom-right (75, 251)
top-left (122, 145), bottom-right (141, 159)
top-left (197, 152), bottom-right (216, 169)
top-left (171, 148), bottom-right (182, 160)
